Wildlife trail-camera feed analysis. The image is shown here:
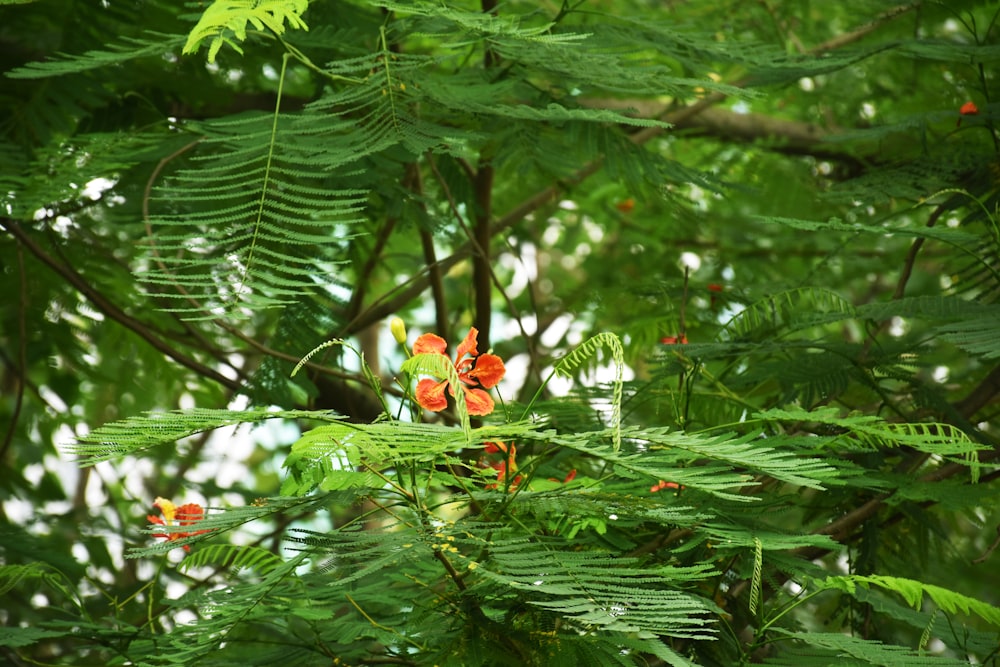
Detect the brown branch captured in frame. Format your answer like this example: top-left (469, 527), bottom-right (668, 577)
top-left (583, 102), bottom-right (867, 170)
top-left (472, 163), bottom-right (494, 348)
top-left (473, 0), bottom-right (499, 348)
top-left (0, 241), bottom-right (28, 463)
top-left (954, 364), bottom-right (1000, 420)
top-left (893, 203), bottom-right (947, 300)
top-left (143, 138), bottom-right (202, 224)
top-left (419, 226), bottom-right (450, 342)
top-left (1, 218), bottom-right (240, 391)
top-left (426, 156), bottom-right (542, 381)
top-left (858, 202), bottom-right (948, 362)
top-left (346, 215), bottom-right (398, 324)
top-left (811, 1), bottom-right (921, 54)
top-left (405, 160), bottom-right (451, 342)
top-left (973, 523), bottom-right (1000, 564)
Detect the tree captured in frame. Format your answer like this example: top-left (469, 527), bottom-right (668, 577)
top-left (2, 0), bottom-right (1000, 664)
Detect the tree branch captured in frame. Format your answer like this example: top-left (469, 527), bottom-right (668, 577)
top-left (472, 162), bottom-right (494, 348)
top-left (955, 364), bottom-right (1000, 421)
top-left (0, 241), bottom-right (28, 463)
top-left (1, 218), bottom-right (240, 391)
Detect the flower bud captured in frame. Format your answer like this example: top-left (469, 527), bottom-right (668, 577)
top-left (389, 316), bottom-right (407, 344)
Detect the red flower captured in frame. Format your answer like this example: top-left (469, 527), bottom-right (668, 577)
top-left (481, 441), bottom-right (522, 490)
top-left (546, 468), bottom-right (578, 484)
top-left (708, 283), bottom-right (724, 307)
top-left (413, 327), bottom-right (505, 416)
top-left (957, 101), bottom-right (979, 127)
top-left (661, 334), bottom-right (688, 345)
top-left (615, 198), bottom-right (635, 213)
top-left (960, 101), bottom-right (979, 116)
top-left (484, 441), bottom-right (508, 455)
top-left (148, 497), bottom-right (210, 552)
top-left (650, 480), bottom-right (682, 493)
top-left (487, 460), bottom-right (523, 490)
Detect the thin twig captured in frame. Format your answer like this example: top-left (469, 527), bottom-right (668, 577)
top-left (346, 216), bottom-right (398, 324)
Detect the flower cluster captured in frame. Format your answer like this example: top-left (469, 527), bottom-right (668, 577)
top-left (413, 327), bottom-right (505, 416)
top-left (147, 497), bottom-right (210, 552)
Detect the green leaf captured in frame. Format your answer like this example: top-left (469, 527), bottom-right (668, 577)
top-left (820, 575), bottom-right (1000, 628)
top-left (183, 0), bottom-right (310, 63)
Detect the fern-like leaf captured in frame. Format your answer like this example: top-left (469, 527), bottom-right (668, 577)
top-left (479, 538), bottom-right (718, 639)
top-left (756, 406), bottom-right (983, 480)
top-left (551, 333), bottom-right (624, 451)
top-left (5, 32), bottom-right (186, 79)
top-left (721, 286), bottom-right (857, 338)
top-left (820, 575), bottom-right (1000, 628)
top-left (935, 309), bottom-right (1000, 360)
top-left (183, 0), bottom-right (309, 62)
top-left (541, 426), bottom-right (837, 497)
top-left (66, 408), bottom-right (337, 465)
top-left (178, 544), bottom-right (284, 576)
top-left (772, 630), bottom-right (976, 666)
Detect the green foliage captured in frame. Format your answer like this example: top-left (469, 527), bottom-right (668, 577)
top-left (5, 32), bottom-right (187, 79)
top-left (4, 0), bottom-right (1000, 665)
top-left (184, 0), bottom-right (310, 62)
top-left (819, 575), bottom-right (1000, 628)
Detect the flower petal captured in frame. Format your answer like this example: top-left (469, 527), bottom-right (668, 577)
top-left (455, 327), bottom-right (480, 361)
top-left (176, 503), bottom-right (205, 526)
top-left (466, 353), bottom-right (505, 389)
top-left (464, 387), bottom-right (495, 416)
top-left (153, 497), bottom-right (176, 522)
top-left (415, 378), bottom-right (448, 411)
top-left (413, 333), bottom-right (447, 355)
top-left (960, 101), bottom-right (979, 116)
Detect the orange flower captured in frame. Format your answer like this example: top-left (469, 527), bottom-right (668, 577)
top-left (148, 497), bottom-right (210, 552)
top-left (615, 198), bottom-right (635, 213)
top-left (481, 441), bottom-right (522, 490)
top-left (413, 327), bottom-right (505, 416)
top-left (661, 334), bottom-right (688, 345)
top-left (483, 441), bottom-right (510, 455)
top-left (487, 460), bottom-right (523, 490)
top-left (957, 101), bottom-right (979, 127)
top-left (650, 480), bottom-right (682, 493)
